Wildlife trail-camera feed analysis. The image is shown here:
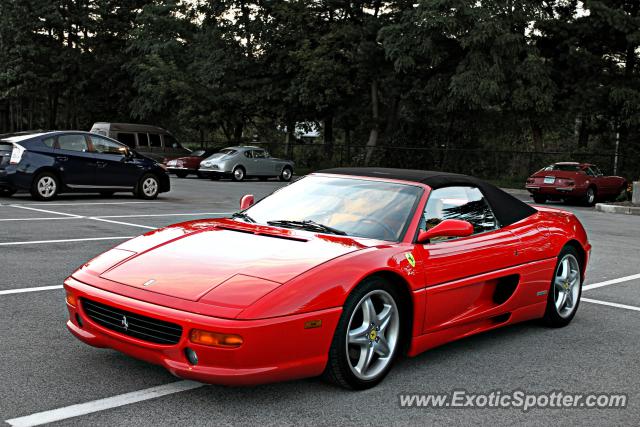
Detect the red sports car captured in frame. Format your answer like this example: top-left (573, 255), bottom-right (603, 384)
top-left (526, 162), bottom-right (626, 206)
top-left (64, 168), bottom-right (590, 389)
top-left (164, 149), bottom-right (217, 178)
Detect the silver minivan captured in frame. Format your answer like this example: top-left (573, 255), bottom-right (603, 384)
top-left (90, 123), bottom-right (190, 162)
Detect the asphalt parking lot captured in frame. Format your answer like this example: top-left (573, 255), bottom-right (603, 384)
top-left (1, 176), bottom-right (639, 426)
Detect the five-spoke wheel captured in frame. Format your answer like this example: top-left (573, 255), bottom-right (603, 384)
top-left (543, 246), bottom-right (582, 327)
top-left (324, 277), bottom-right (403, 389)
top-left (30, 172), bottom-right (59, 201)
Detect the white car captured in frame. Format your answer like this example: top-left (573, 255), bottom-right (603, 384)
top-left (198, 146), bottom-right (294, 182)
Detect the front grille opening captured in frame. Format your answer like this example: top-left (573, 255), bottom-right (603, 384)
top-left (81, 298), bottom-right (183, 345)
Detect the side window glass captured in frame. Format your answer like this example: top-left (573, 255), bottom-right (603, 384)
top-left (149, 134), bottom-right (162, 147)
top-left (421, 186), bottom-right (498, 238)
top-left (585, 167), bottom-right (596, 177)
top-left (91, 136), bottom-right (126, 155)
top-left (42, 137), bottom-right (55, 148)
top-left (244, 150), bottom-right (253, 158)
top-left (164, 134), bottom-right (180, 149)
top-left (116, 133), bottom-right (137, 149)
top-left (138, 133), bottom-right (150, 147)
top-left (252, 150), bottom-right (266, 159)
top-left (57, 134), bottom-right (89, 152)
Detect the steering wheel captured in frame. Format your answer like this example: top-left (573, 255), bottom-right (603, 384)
top-left (357, 217), bottom-right (397, 241)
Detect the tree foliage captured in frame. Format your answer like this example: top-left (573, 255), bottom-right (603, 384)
top-left (0, 0), bottom-right (638, 173)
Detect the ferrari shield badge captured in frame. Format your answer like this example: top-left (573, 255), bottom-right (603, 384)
top-left (405, 252), bottom-right (416, 267)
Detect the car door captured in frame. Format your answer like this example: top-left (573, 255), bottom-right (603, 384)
top-left (413, 186), bottom-right (523, 334)
top-left (242, 149), bottom-right (255, 174)
top-left (89, 135), bottom-right (141, 188)
top-left (251, 149), bottom-right (270, 175)
top-left (54, 134), bottom-right (96, 187)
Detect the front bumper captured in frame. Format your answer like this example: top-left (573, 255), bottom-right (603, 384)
top-left (167, 167), bottom-right (197, 174)
top-left (64, 277), bottom-right (341, 385)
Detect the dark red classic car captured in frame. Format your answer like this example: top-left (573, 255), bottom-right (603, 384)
top-left (526, 162), bottom-right (627, 206)
top-left (164, 149), bottom-right (217, 178)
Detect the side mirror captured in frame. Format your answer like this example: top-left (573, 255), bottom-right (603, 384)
top-left (239, 194), bottom-right (255, 210)
top-left (417, 219), bottom-right (474, 243)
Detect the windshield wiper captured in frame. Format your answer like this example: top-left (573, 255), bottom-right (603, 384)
top-left (231, 212), bottom-right (256, 223)
top-left (266, 219), bottom-right (347, 236)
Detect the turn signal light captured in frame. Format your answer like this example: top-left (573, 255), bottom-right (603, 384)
top-left (65, 291), bottom-right (78, 307)
top-left (189, 329), bottom-right (243, 348)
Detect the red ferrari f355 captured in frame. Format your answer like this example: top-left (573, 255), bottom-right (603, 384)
top-left (65, 168), bottom-right (591, 389)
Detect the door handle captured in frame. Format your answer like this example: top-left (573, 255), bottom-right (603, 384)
top-left (96, 161), bottom-right (107, 168)
top-left (56, 156), bottom-right (68, 162)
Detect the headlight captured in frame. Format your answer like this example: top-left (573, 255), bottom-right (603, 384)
top-left (167, 160), bottom-right (177, 166)
top-left (9, 143), bottom-right (25, 165)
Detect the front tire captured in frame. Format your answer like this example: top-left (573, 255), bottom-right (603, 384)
top-left (232, 166), bottom-right (245, 182)
top-left (136, 174), bottom-right (160, 200)
top-left (30, 172), bottom-right (59, 201)
top-left (324, 277), bottom-right (402, 390)
top-left (542, 246), bottom-right (582, 327)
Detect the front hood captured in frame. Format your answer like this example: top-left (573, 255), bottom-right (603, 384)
top-left (99, 221), bottom-right (367, 302)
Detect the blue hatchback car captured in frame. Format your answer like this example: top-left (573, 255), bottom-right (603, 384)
top-left (0, 131), bottom-right (170, 201)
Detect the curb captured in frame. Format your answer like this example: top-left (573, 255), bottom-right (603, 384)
top-left (595, 203), bottom-right (640, 216)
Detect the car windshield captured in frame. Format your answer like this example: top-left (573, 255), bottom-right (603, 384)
top-left (243, 176), bottom-right (423, 241)
top-left (544, 164), bottom-right (581, 172)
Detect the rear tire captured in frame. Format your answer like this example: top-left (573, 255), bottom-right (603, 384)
top-left (175, 171), bottom-right (188, 178)
top-left (542, 246), bottom-right (582, 328)
top-left (323, 277), bottom-right (403, 390)
top-left (279, 166), bottom-right (293, 182)
top-left (583, 186), bottom-right (596, 206)
top-left (30, 172), bottom-right (59, 201)
top-left (533, 195), bottom-right (546, 204)
top-left (136, 174), bottom-right (160, 200)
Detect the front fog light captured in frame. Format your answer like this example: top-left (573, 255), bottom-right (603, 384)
top-left (185, 347), bottom-right (198, 365)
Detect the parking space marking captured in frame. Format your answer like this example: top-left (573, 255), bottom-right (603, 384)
top-left (8, 205), bottom-right (82, 218)
top-left (0, 285), bottom-right (63, 296)
top-left (0, 236), bottom-right (133, 246)
top-left (8, 201), bottom-right (163, 206)
top-left (582, 298), bottom-right (640, 312)
top-left (94, 212), bottom-right (231, 218)
top-left (4, 380), bottom-right (204, 427)
top-left (583, 273), bottom-right (640, 291)
top-left (0, 217), bottom-right (80, 222)
top-left (88, 217), bottom-right (156, 230)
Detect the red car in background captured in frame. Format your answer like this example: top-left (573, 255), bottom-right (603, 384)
top-left (165, 149), bottom-right (217, 178)
top-left (526, 162), bottom-right (627, 206)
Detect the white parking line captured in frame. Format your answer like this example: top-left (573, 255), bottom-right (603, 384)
top-left (582, 298), bottom-right (640, 312)
top-left (95, 212), bottom-right (231, 218)
top-left (4, 380), bottom-right (205, 427)
top-left (583, 273), bottom-right (640, 291)
top-left (8, 205), bottom-right (82, 218)
top-left (0, 217), bottom-right (80, 222)
top-left (0, 285), bottom-right (63, 296)
top-left (0, 236), bottom-right (133, 246)
top-left (88, 217), bottom-right (157, 230)
top-left (9, 201), bottom-right (163, 206)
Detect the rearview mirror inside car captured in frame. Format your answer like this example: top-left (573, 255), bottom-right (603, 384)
top-left (240, 194), bottom-right (255, 210)
top-left (417, 219), bottom-right (474, 243)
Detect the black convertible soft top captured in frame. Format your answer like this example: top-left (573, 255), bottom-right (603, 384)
top-left (318, 167), bottom-right (537, 227)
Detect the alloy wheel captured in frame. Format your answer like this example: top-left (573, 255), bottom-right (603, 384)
top-left (345, 290), bottom-right (400, 381)
top-left (142, 177), bottom-right (158, 197)
top-left (37, 176), bottom-right (57, 198)
top-left (553, 254), bottom-right (581, 318)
